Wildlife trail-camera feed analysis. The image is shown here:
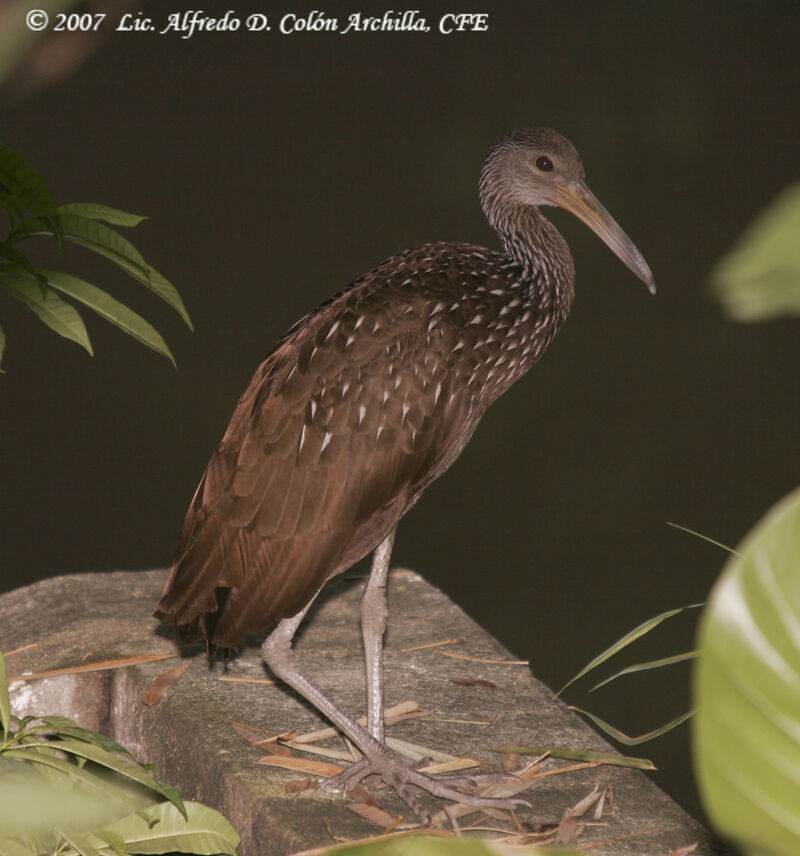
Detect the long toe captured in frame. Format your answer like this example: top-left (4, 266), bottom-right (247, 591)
top-left (322, 750), bottom-right (530, 822)
top-left (321, 757), bottom-right (372, 793)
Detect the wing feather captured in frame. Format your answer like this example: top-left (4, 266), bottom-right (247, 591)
top-left (156, 245), bottom-right (495, 644)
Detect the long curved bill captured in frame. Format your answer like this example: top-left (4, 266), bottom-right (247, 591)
top-left (549, 181), bottom-right (656, 294)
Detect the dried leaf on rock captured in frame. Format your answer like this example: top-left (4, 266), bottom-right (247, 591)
top-left (417, 757), bottom-right (481, 774)
top-left (285, 778), bottom-right (318, 794)
top-left (670, 844), bottom-right (699, 856)
top-left (141, 660), bottom-right (192, 705)
top-left (348, 785), bottom-right (380, 807)
top-left (291, 701), bottom-right (419, 744)
top-left (257, 755), bottom-right (343, 777)
top-left (555, 814), bottom-right (585, 844)
top-left (346, 802), bottom-right (401, 829)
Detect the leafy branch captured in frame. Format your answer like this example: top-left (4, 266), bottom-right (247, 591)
top-left (0, 652), bottom-right (239, 855)
top-left (0, 143), bottom-right (191, 372)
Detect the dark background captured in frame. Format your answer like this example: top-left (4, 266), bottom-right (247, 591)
top-left (2, 0), bottom-right (798, 823)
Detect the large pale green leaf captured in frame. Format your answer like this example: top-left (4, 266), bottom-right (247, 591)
top-left (322, 836), bottom-right (576, 856)
top-left (0, 652), bottom-right (10, 739)
top-left (38, 268), bottom-right (175, 365)
top-left (0, 144), bottom-right (56, 218)
top-left (0, 834), bottom-right (36, 856)
top-left (57, 203), bottom-right (147, 227)
top-left (56, 827), bottom-right (105, 856)
top-left (0, 761), bottom-right (130, 838)
top-left (694, 487), bottom-right (800, 856)
top-left (90, 827), bottom-right (126, 856)
top-left (81, 801), bottom-right (239, 856)
top-left (0, 749), bottom-right (139, 811)
top-left (711, 183), bottom-right (800, 321)
top-left (331, 839), bottom-right (497, 856)
top-left (0, 273), bottom-right (92, 354)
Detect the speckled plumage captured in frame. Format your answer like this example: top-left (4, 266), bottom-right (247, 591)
top-left (155, 128), bottom-right (650, 650)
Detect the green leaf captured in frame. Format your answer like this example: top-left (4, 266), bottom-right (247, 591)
top-left (0, 190), bottom-right (25, 226)
top-left (323, 837), bottom-right (576, 856)
top-left (591, 650), bottom-right (699, 691)
top-left (46, 739), bottom-right (186, 818)
top-left (0, 273), bottom-right (92, 354)
top-left (571, 707), bottom-right (693, 746)
top-left (558, 603), bottom-right (704, 695)
top-left (58, 213), bottom-right (150, 275)
top-left (144, 264), bottom-right (192, 330)
top-left (29, 716), bottom-right (137, 760)
top-left (89, 828), bottom-right (127, 856)
top-left (43, 213), bottom-right (64, 250)
top-left (0, 834), bottom-right (37, 856)
top-left (38, 269), bottom-right (176, 365)
top-left (11, 215), bottom-right (192, 330)
top-left (0, 144), bottom-right (56, 218)
top-left (666, 521), bottom-right (738, 554)
top-left (57, 203), bottom-right (147, 227)
top-left (64, 229), bottom-right (192, 329)
top-left (83, 801), bottom-right (239, 856)
top-left (0, 651), bottom-right (10, 740)
top-left (694, 487), bottom-right (800, 856)
top-left (490, 743), bottom-right (655, 770)
top-left (56, 827), bottom-right (105, 856)
top-left (0, 244), bottom-right (48, 295)
top-left (711, 183), bottom-right (800, 321)
top-left (0, 749), bottom-right (140, 811)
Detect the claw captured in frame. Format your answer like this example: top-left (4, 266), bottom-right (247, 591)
top-left (319, 751), bottom-right (530, 823)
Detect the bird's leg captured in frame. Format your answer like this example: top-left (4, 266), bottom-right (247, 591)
top-left (262, 598), bottom-right (410, 806)
top-left (323, 530), bottom-right (395, 790)
top-left (363, 528), bottom-right (395, 743)
top-left (262, 541), bottom-right (530, 822)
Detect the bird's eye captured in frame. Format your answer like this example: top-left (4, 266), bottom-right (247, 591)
top-left (535, 156), bottom-right (554, 172)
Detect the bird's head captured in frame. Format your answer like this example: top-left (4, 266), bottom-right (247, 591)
top-left (480, 128), bottom-right (655, 293)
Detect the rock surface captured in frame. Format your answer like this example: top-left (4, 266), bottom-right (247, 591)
top-left (1, 569), bottom-right (725, 855)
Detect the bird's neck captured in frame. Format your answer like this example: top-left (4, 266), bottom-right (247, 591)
top-left (492, 204), bottom-right (575, 327)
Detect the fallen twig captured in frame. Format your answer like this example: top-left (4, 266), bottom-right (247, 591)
top-left (436, 650), bottom-right (529, 666)
top-left (400, 638), bottom-right (461, 653)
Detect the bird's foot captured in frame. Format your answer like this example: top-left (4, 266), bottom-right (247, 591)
top-left (321, 752), bottom-right (529, 823)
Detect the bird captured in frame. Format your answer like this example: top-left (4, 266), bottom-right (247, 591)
top-left (155, 128), bottom-right (655, 820)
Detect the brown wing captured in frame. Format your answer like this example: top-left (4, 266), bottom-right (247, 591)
top-left (155, 251), bottom-right (481, 647)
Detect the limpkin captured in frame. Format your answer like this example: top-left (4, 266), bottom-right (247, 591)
top-left (156, 128), bottom-right (654, 819)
